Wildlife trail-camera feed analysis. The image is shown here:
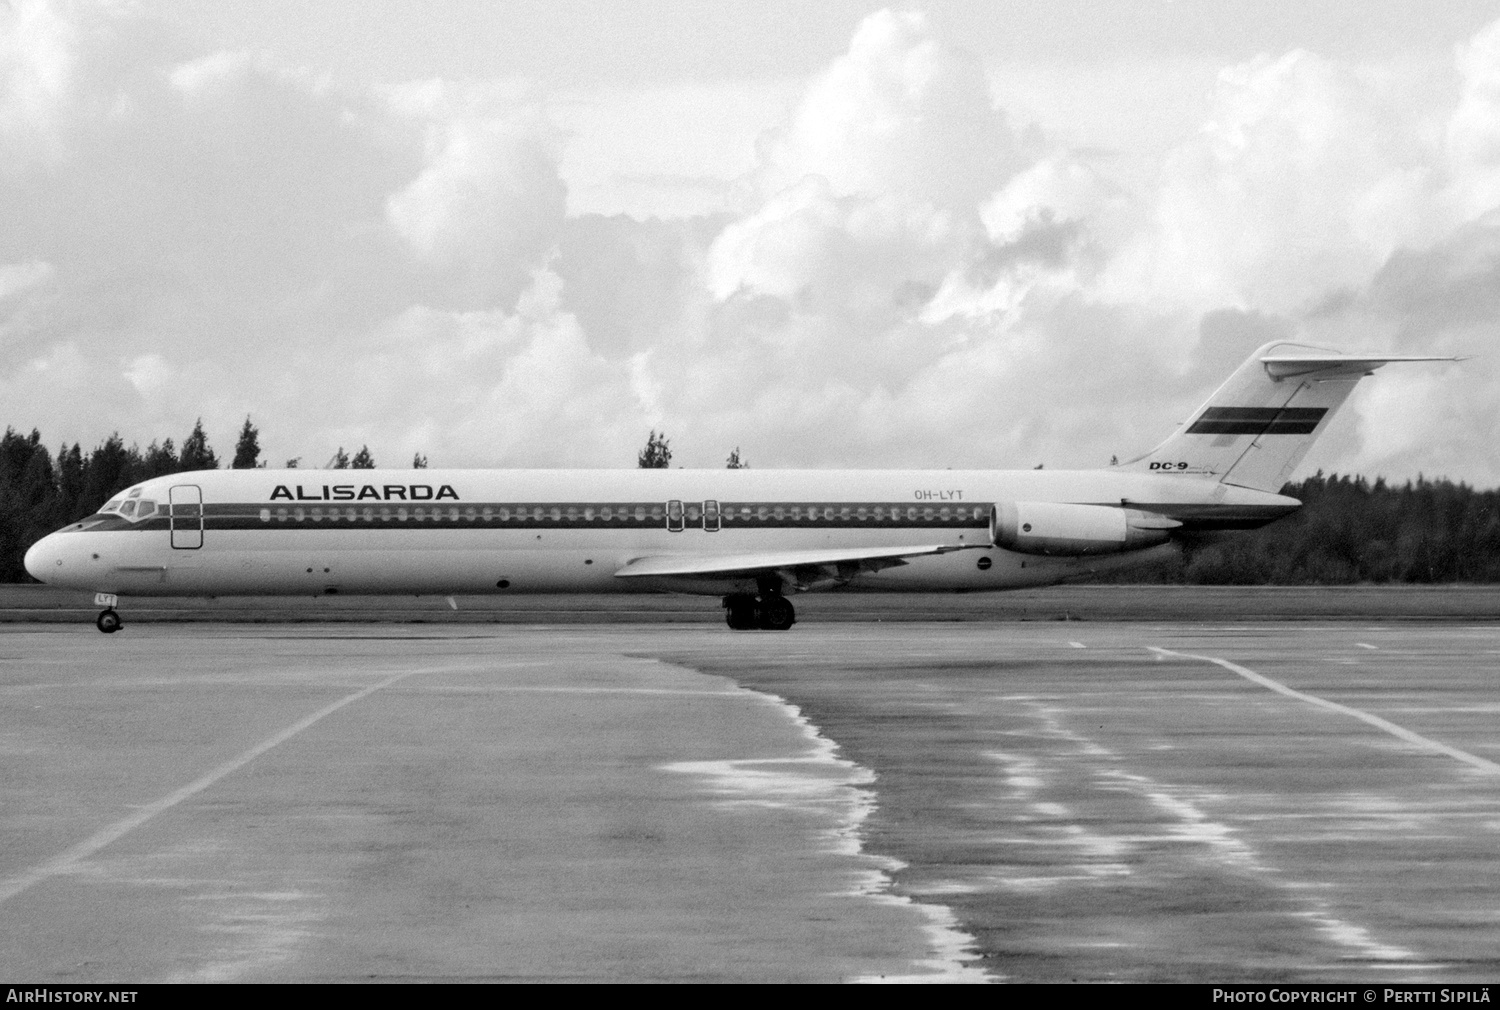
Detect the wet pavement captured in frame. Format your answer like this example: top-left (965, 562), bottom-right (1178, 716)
top-left (2, 620), bottom-right (1498, 982)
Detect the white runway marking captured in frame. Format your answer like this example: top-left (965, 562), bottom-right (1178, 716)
top-left (1149, 647), bottom-right (1500, 776)
top-left (0, 664), bottom-right (469, 907)
top-left (1357, 643), bottom-right (1379, 650)
top-left (1068, 641), bottom-right (1087, 649)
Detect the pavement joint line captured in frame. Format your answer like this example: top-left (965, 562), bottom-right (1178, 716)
top-left (0, 661), bottom-right (474, 908)
top-left (1147, 646), bottom-right (1500, 776)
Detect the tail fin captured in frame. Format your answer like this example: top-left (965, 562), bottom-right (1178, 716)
top-left (1118, 341), bottom-right (1459, 492)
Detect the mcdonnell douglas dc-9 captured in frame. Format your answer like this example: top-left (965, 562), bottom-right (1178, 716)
top-left (25, 342), bottom-right (1455, 632)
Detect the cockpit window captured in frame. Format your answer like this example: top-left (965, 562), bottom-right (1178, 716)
top-left (118, 501), bottom-right (137, 517)
top-left (127, 488), bottom-right (142, 499)
top-left (100, 499), bottom-right (122, 513)
top-left (136, 501), bottom-right (156, 519)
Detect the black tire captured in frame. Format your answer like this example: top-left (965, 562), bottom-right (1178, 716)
top-left (96, 609), bottom-right (122, 634)
top-left (757, 595), bottom-right (795, 631)
top-left (724, 594), bottom-right (758, 630)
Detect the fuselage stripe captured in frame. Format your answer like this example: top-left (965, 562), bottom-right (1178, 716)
top-left (79, 501), bottom-right (995, 534)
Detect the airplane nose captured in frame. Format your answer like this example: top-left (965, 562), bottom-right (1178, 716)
top-left (24, 534), bottom-right (59, 583)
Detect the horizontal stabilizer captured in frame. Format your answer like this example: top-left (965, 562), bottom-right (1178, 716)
top-left (614, 543), bottom-right (966, 580)
top-left (1259, 354), bottom-right (1462, 380)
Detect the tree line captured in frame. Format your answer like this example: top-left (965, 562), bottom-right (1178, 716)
top-left (3, 421), bottom-right (1495, 584)
top-left (1105, 472), bottom-right (1500, 585)
top-left (0, 420), bottom-right (414, 581)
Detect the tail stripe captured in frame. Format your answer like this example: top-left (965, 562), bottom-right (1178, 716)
top-left (1186, 406), bottom-right (1327, 436)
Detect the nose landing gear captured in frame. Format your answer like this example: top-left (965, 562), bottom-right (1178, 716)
top-left (93, 593), bottom-right (122, 633)
top-left (722, 592), bottom-right (796, 631)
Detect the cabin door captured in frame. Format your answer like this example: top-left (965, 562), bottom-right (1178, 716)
top-left (169, 484), bottom-right (204, 549)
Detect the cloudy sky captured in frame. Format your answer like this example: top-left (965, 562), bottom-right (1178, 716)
top-left (3, 1), bottom-right (1499, 480)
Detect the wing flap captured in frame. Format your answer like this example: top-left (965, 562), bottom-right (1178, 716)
top-left (614, 543), bottom-right (967, 580)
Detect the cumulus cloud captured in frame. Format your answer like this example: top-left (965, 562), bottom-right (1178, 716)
top-left (0, 0), bottom-right (587, 465)
top-left (754, 9), bottom-right (1025, 211)
top-left (2, 3), bottom-right (1499, 484)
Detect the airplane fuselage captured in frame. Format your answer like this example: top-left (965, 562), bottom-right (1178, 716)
top-left (25, 467), bottom-right (1297, 600)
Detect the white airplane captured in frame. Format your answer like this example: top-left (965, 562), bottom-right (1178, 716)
top-left (24, 342), bottom-right (1456, 633)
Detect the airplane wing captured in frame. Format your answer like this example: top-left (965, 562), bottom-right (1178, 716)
top-left (614, 543), bottom-right (969, 585)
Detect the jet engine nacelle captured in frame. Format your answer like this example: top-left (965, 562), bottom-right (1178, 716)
top-left (991, 502), bottom-right (1181, 556)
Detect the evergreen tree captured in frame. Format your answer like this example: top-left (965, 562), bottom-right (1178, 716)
top-left (179, 419), bottom-right (218, 471)
top-left (726, 447), bottom-right (746, 469)
top-left (0, 430), bottom-right (57, 581)
top-left (231, 417), bottom-right (261, 469)
top-left (328, 447), bottom-right (350, 469)
top-left (350, 446), bottom-right (375, 469)
top-left (55, 443), bottom-right (83, 522)
top-left (141, 439), bottom-right (178, 479)
top-left (78, 434), bottom-right (137, 516)
top-left (638, 430), bottom-right (671, 468)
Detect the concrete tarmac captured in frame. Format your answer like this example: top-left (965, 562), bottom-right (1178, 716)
top-left (2, 621), bottom-right (1498, 982)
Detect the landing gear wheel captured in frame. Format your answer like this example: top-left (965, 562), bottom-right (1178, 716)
top-left (757, 595), bottom-right (795, 631)
top-left (96, 609), bottom-right (122, 634)
top-left (723, 593), bottom-right (758, 630)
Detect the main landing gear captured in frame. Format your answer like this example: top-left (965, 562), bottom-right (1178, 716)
top-left (722, 592), bottom-right (796, 631)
